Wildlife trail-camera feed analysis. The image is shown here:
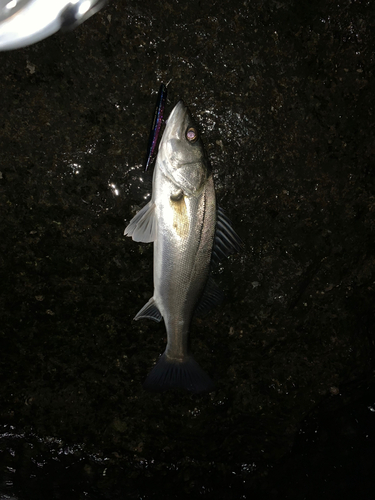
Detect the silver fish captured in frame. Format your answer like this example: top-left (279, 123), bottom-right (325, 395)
top-left (125, 100), bottom-right (242, 392)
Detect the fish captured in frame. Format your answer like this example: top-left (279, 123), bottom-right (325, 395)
top-left (125, 100), bottom-right (242, 392)
top-left (144, 83), bottom-right (168, 172)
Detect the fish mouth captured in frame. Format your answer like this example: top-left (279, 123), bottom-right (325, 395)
top-left (163, 100), bottom-right (188, 140)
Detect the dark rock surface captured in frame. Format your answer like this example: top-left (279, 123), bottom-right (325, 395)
top-left (0, 0), bottom-right (374, 498)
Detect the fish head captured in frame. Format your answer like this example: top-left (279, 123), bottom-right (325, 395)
top-left (158, 100), bottom-right (209, 196)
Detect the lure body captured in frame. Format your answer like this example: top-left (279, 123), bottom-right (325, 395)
top-left (144, 83), bottom-right (167, 172)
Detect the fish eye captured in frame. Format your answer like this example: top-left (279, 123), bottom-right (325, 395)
top-left (186, 127), bottom-right (198, 143)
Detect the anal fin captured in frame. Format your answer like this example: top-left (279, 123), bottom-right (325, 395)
top-left (134, 297), bottom-right (162, 322)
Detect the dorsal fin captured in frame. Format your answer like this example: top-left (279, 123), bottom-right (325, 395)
top-left (211, 207), bottom-right (243, 266)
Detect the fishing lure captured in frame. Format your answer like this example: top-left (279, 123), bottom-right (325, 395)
top-left (144, 82), bottom-right (168, 172)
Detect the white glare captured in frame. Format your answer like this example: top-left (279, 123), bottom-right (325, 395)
top-left (0, 0), bottom-right (81, 51)
top-left (109, 183), bottom-right (119, 196)
top-left (6, 0), bottom-right (17, 10)
top-left (70, 163), bottom-right (81, 174)
top-left (78, 1), bottom-right (91, 16)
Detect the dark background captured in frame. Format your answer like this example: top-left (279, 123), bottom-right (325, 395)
top-left (0, 0), bottom-right (374, 498)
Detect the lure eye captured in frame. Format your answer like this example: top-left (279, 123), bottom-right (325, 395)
top-left (186, 127), bottom-right (198, 143)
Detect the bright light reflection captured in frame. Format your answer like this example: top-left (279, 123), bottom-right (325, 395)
top-left (0, 0), bottom-right (75, 51)
top-left (78, 1), bottom-right (91, 16)
top-left (70, 163), bottom-right (81, 174)
top-left (6, 0), bottom-right (17, 10)
top-left (109, 183), bottom-right (119, 196)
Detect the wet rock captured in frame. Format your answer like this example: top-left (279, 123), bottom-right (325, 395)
top-left (0, 0), bottom-right (374, 497)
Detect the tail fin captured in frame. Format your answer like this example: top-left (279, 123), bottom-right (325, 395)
top-left (143, 353), bottom-right (215, 393)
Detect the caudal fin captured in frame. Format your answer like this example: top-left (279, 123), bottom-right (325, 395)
top-left (143, 353), bottom-right (215, 393)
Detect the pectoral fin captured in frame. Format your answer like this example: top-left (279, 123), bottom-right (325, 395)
top-left (124, 201), bottom-right (157, 243)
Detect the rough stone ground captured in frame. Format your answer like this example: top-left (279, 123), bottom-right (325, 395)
top-left (0, 0), bottom-right (374, 498)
